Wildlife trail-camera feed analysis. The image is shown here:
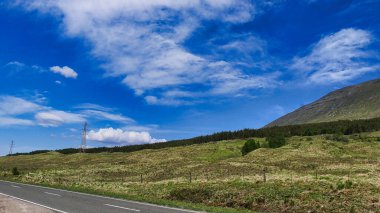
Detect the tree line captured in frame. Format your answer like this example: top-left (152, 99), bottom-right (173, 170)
top-left (8, 117), bottom-right (380, 156)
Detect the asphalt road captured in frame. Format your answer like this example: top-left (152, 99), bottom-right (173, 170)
top-left (0, 180), bottom-right (201, 213)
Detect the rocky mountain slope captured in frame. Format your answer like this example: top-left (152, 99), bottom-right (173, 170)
top-left (267, 78), bottom-right (380, 127)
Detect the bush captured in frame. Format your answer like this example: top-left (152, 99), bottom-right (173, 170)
top-left (241, 139), bottom-right (260, 156)
top-left (12, 167), bottom-right (20, 176)
top-left (267, 135), bottom-right (286, 148)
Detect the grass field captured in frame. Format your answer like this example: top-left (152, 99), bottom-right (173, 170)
top-left (1, 132), bottom-right (380, 212)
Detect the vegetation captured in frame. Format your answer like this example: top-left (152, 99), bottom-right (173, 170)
top-left (266, 135), bottom-right (286, 148)
top-left (12, 167), bottom-right (19, 176)
top-left (2, 131), bottom-right (380, 212)
top-left (241, 139), bottom-right (260, 156)
top-left (8, 117), bottom-right (380, 156)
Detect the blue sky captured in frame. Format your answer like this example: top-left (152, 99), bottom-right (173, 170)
top-left (1, 0), bottom-right (380, 155)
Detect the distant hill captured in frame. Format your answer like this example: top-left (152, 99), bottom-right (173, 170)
top-left (267, 78), bottom-right (380, 127)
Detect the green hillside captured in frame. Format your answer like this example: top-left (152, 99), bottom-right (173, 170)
top-left (2, 131), bottom-right (380, 212)
top-left (267, 78), bottom-right (380, 127)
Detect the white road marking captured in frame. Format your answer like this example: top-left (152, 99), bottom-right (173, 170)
top-left (0, 180), bottom-right (201, 213)
top-left (44, 192), bottom-right (61, 197)
top-left (105, 204), bottom-right (140, 212)
top-left (11, 185), bottom-right (21, 188)
top-left (0, 192), bottom-right (67, 213)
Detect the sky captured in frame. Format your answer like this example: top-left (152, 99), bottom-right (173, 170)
top-left (1, 0), bottom-right (380, 155)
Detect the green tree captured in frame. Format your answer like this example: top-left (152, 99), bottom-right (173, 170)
top-left (267, 135), bottom-right (286, 148)
top-left (241, 139), bottom-right (260, 156)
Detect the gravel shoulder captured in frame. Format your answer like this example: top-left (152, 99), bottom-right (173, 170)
top-left (0, 194), bottom-right (54, 213)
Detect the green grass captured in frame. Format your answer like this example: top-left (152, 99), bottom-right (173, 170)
top-left (2, 135), bottom-right (380, 212)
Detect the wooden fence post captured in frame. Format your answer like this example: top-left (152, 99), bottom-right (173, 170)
top-left (262, 167), bottom-right (267, 183)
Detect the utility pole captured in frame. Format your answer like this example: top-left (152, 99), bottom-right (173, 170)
top-left (9, 140), bottom-right (14, 155)
top-left (81, 122), bottom-right (88, 153)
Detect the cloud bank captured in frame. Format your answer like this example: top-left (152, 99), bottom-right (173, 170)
top-left (87, 127), bottom-right (166, 145)
top-left (16, 0), bottom-right (279, 105)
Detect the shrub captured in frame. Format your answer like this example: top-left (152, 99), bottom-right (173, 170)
top-left (267, 135), bottom-right (286, 148)
top-left (12, 167), bottom-right (20, 176)
top-left (241, 139), bottom-right (260, 156)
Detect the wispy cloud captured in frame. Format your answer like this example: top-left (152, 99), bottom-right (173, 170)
top-left (75, 103), bottom-right (134, 123)
top-left (0, 117), bottom-right (34, 127)
top-left (0, 95), bottom-right (43, 127)
top-left (3, 61), bottom-right (44, 74)
top-left (35, 110), bottom-right (84, 127)
top-left (0, 96), bottom-right (43, 116)
top-left (292, 28), bottom-right (380, 84)
top-left (74, 103), bottom-right (113, 112)
top-left (14, 0), bottom-right (281, 105)
top-left (80, 110), bottom-right (134, 124)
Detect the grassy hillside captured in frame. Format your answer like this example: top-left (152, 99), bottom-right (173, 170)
top-left (2, 132), bottom-right (380, 212)
top-left (267, 78), bottom-right (380, 127)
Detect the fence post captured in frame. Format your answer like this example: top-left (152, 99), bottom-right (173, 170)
top-left (290, 172), bottom-right (293, 184)
top-left (262, 167), bottom-right (267, 183)
top-left (140, 174), bottom-right (143, 183)
top-left (189, 172), bottom-right (192, 183)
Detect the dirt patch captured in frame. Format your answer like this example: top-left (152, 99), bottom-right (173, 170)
top-left (0, 194), bottom-right (54, 213)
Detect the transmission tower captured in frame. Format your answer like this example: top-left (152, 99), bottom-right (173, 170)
top-left (9, 140), bottom-right (14, 155)
top-left (80, 122), bottom-right (88, 153)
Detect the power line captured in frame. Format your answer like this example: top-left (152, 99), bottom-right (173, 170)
top-left (80, 122), bottom-right (88, 153)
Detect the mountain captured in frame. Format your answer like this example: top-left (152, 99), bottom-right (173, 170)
top-left (266, 78), bottom-right (380, 127)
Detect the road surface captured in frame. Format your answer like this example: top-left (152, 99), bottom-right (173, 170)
top-left (0, 180), bottom-right (201, 213)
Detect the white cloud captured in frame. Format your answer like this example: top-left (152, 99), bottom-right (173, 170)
top-left (15, 1), bottom-right (280, 105)
top-left (292, 28), bottom-right (380, 84)
top-left (87, 127), bottom-right (166, 145)
top-left (55, 80), bottom-right (62, 85)
top-left (49, 66), bottom-right (78, 79)
top-left (0, 117), bottom-right (34, 127)
top-left (35, 110), bottom-right (85, 127)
